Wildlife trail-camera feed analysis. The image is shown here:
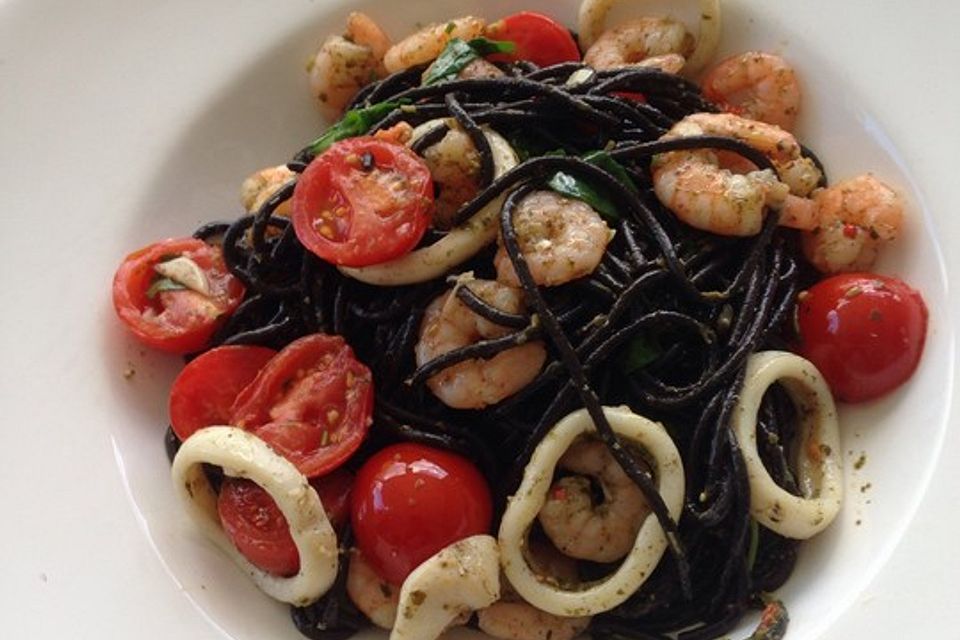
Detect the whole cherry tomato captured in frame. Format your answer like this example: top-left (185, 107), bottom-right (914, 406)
top-left (796, 273), bottom-right (927, 402)
top-left (217, 469), bottom-right (354, 577)
top-left (350, 444), bottom-right (492, 585)
top-left (485, 12), bottom-right (581, 67)
top-left (112, 237), bottom-right (245, 353)
top-left (292, 137), bottom-right (434, 267)
top-left (230, 334), bottom-right (374, 478)
top-left (168, 345), bottom-right (276, 441)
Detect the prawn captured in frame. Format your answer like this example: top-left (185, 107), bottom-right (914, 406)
top-left (702, 51), bottom-right (802, 131)
top-left (239, 165), bottom-right (295, 215)
top-left (537, 438), bottom-right (651, 563)
top-left (308, 12), bottom-right (391, 121)
top-left (477, 542), bottom-right (590, 640)
top-left (346, 550), bottom-right (399, 630)
top-left (583, 17), bottom-right (693, 71)
top-left (494, 190), bottom-right (614, 287)
top-left (417, 121), bottom-right (485, 228)
top-left (577, 0), bottom-right (722, 74)
top-left (414, 278), bottom-right (546, 410)
top-left (799, 174), bottom-right (904, 273)
top-left (383, 16), bottom-right (486, 74)
top-left (652, 112), bottom-right (822, 236)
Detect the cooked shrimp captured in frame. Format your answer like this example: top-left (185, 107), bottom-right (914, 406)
top-left (494, 190), bottom-right (614, 287)
top-left (383, 16), bottom-right (486, 74)
top-left (239, 165), bottom-right (295, 215)
top-left (477, 541), bottom-right (590, 640)
top-left (415, 278), bottom-right (546, 410)
top-left (417, 121), bottom-right (484, 228)
top-left (346, 550), bottom-right (399, 630)
top-left (308, 12), bottom-right (391, 121)
top-left (634, 52), bottom-right (687, 74)
top-left (578, 0), bottom-right (721, 73)
top-left (537, 438), bottom-right (651, 563)
top-left (583, 17), bottom-right (693, 71)
top-left (652, 112), bottom-right (823, 236)
top-left (800, 174), bottom-right (904, 273)
top-left (702, 52), bottom-right (802, 131)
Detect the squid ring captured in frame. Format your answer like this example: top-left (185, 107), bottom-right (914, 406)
top-left (731, 351), bottom-right (844, 539)
top-left (170, 426), bottom-right (339, 605)
top-left (576, 0), bottom-right (721, 74)
top-left (498, 406), bottom-right (684, 617)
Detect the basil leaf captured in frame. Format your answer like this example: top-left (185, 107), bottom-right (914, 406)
top-left (583, 150), bottom-right (640, 194)
top-left (305, 101), bottom-right (400, 157)
top-left (145, 277), bottom-right (187, 299)
top-left (547, 171), bottom-right (621, 221)
top-left (620, 335), bottom-right (662, 373)
top-left (423, 37), bottom-right (516, 85)
top-left (545, 151), bottom-right (638, 221)
top-left (466, 37), bottom-right (516, 57)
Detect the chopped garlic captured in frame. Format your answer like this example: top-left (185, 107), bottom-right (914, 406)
top-left (154, 255), bottom-right (211, 296)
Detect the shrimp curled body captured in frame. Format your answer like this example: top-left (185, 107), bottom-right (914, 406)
top-left (308, 12), bottom-right (391, 121)
top-left (383, 16), bottom-right (486, 73)
top-left (538, 439), bottom-right (651, 563)
top-left (583, 17), bottom-right (693, 71)
top-left (653, 112), bottom-right (822, 236)
top-left (800, 174), bottom-right (903, 273)
top-left (702, 51), bottom-right (801, 131)
top-left (415, 278), bottom-right (546, 409)
top-left (495, 190), bottom-right (614, 287)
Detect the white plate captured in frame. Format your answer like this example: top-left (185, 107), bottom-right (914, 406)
top-left (2, 0), bottom-right (958, 638)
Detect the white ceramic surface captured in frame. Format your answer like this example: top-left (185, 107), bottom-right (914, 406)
top-left (2, 1), bottom-right (958, 638)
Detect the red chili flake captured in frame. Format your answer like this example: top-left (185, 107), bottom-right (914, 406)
top-left (550, 486), bottom-right (567, 501)
top-left (842, 224), bottom-right (859, 239)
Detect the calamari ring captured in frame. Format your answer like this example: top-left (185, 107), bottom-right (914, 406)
top-left (731, 351), bottom-right (843, 539)
top-left (170, 426), bottom-right (339, 605)
top-left (339, 120), bottom-right (518, 286)
top-left (576, 0), bottom-right (721, 74)
top-left (498, 406), bottom-right (684, 617)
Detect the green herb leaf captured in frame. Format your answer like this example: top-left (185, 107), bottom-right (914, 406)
top-left (545, 151), bottom-right (639, 221)
top-left (306, 101), bottom-right (400, 156)
top-left (620, 334), bottom-right (662, 373)
top-left (145, 277), bottom-right (187, 299)
top-left (466, 37), bottom-right (516, 57)
top-left (422, 37), bottom-right (516, 86)
top-left (582, 150), bottom-right (640, 194)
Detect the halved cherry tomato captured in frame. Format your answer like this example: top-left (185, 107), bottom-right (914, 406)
top-left (292, 137), bottom-right (433, 267)
top-left (230, 334), bottom-right (374, 477)
top-left (168, 345), bottom-right (276, 441)
top-left (796, 273), bottom-right (927, 403)
top-left (351, 443), bottom-right (492, 585)
top-left (112, 237), bottom-right (244, 353)
top-left (218, 469), bottom-right (354, 577)
top-left (218, 477), bottom-right (300, 576)
top-left (485, 12), bottom-right (581, 67)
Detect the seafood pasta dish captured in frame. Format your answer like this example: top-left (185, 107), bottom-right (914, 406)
top-left (110, 1), bottom-right (929, 639)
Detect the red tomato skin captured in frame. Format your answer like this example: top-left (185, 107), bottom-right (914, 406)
top-left (218, 477), bottom-right (300, 576)
top-left (796, 274), bottom-right (928, 402)
top-left (230, 334), bottom-right (374, 478)
top-left (312, 468), bottom-right (354, 530)
top-left (217, 470), bottom-right (354, 577)
top-left (292, 137), bottom-right (433, 267)
top-left (112, 238), bottom-right (244, 353)
top-left (168, 345), bottom-right (276, 441)
top-left (485, 12), bottom-right (581, 67)
top-left (351, 444), bottom-right (492, 585)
